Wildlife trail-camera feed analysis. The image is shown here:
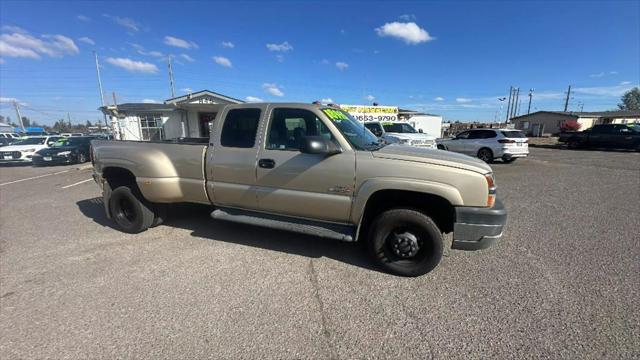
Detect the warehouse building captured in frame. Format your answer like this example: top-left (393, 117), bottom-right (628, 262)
top-left (511, 110), bottom-right (640, 136)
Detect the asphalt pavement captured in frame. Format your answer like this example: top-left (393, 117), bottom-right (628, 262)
top-left (1, 148), bottom-right (639, 359)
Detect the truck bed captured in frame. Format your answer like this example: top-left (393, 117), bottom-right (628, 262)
top-left (91, 140), bottom-right (210, 204)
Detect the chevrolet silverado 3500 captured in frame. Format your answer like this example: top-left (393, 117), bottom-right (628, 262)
top-left (91, 103), bottom-right (506, 276)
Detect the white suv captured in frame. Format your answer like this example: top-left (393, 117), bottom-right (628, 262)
top-left (437, 129), bottom-right (529, 163)
top-left (364, 121), bottom-right (437, 149)
top-left (0, 136), bottom-right (63, 163)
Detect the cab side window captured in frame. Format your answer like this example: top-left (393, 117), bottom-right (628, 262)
top-left (266, 108), bottom-right (335, 151)
top-left (220, 108), bottom-right (261, 148)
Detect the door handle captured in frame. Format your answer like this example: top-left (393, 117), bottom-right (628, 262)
top-left (258, 158), bottom-right (276, 169)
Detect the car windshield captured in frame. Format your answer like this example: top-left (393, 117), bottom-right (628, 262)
top-left (383, 123), bottom-right (417, 133)
top-left (501, 130), bottom-right (526, 138)
top-left (627, 124), bottom-right (640, 132)
top-left (321, 108), bottom-right (382, 150)
top-left (12, 137), bottom-right (46, 145)
top-left (51, 138), bottom-right (86, 147)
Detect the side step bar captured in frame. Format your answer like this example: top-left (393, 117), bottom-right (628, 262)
top-left (211, 207), bottom-right (356, 242)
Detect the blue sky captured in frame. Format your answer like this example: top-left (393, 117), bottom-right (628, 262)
top-left (0, 0), bottom-right (638, 125)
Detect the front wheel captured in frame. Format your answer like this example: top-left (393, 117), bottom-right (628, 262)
top-left (503, 158), bottom-right (516, 163)
top-left (77, 152), bottom-right (87, 163)
top-left (109, 186), bottom-right (155, 233)
top-left (367, 209), bottom-right (444, 277)
top-left (437, 144), bottom-right (446, 150)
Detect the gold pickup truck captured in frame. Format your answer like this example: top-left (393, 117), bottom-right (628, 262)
top-left (91, 103), bottom-right (506, 276)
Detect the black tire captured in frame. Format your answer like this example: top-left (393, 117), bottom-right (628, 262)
top-left (367, 209), bottom-right (444, 277)
top-left (437, 144), bottom-right (446, 150)
top-left (477, 148), bottom-right (494, 163)
top-left (503, 158), bottom-right (516, 163)
top-left (109, 186), bottom-right (155, 233)
top-left (77, 152), bottom-right (87, 163)
top-left (567, 139), bottom-right (580, 149)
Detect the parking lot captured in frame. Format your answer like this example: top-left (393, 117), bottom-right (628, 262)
top-left (0, 147), bottom-right (638, 358)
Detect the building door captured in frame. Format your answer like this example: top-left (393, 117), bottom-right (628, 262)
top-left (199, 112), bottom-right (217, 138)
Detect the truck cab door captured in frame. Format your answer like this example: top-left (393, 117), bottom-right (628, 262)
top-left (206, 105), bottom-right (267, 210)
top-left (254, 106), bottom-right (355, 223)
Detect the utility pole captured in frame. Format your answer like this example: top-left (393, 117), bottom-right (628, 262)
top-left (505, 86), bottom-right (513, 122)
top-left (563, 85), bottom-right (572, 112)
top-left (168, 55), bottom-right (176, 98)
top-left (511, 88), bottom-right (520, 119)
top-left (67, 112), bottom-right (72, 128)
top-left (94, 51), bottom-right (109, 129)
top-left (13, 101), bottom-right (25, 131)
top-left (527, 88), bottom-right (534, 114)
top-left (112, 91), bottom-right (118, 107)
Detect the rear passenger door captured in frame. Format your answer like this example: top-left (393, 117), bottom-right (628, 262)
top-left (254, 107), bottom-right (355, 223)
top-left (207, 106), bottom-right (265, 210)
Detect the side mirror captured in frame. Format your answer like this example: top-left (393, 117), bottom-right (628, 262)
top-left (418, 129), bottom-right (423, 133)
top-left (300, 136), bottom-right (341, 156)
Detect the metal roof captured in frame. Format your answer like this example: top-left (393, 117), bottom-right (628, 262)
top-left (511, 110), bottom-right (640, 120)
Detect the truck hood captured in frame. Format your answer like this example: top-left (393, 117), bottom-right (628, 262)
top-left (384, 133), bottom-right (436, 140)
top-left (372, 144), bottom-right (492, 174)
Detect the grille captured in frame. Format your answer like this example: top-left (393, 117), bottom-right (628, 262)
top-left (1, 151), bottom-right (21, 158)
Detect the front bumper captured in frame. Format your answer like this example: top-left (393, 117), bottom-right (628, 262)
top-left (452, 199), bottom-right (507, 250)
top-left (32, 154), bottom-right (75, 165)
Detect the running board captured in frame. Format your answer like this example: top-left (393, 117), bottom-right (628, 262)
top-left (211, 207), bottom-right (355, 242)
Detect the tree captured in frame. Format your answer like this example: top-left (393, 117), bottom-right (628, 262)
top-left (618, 87), bottom-right (640, 110)
top-left (86, 120), bottom-right (93, 128)
top-left (21, 116), bottom-right (31, 127)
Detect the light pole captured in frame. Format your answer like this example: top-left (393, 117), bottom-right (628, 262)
top-left (527, 88), bottom-right (534, 114)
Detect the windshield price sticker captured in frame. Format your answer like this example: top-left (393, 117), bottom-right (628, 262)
top-left (322, 108), bottom-right (349, 121)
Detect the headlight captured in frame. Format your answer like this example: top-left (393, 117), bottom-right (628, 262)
top-left (57, 151), bottom-right (72, 156)
top-left (23, 148), bottom-right (36, 152)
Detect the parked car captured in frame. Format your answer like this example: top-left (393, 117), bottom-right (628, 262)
top-left (558, 124), bottom-right (640, 151)
top-left (0, 136), bottom-right (18, 146)
top-left (0, 135), bottom-right (63, 163)
top-left (32, 136), bottom-right (95, 166)
top-left (364, 121), bottom-right (437, 148)
top-left (61, 133), bottom-right (85, 137)
top-left (0, 132), bottom-right (21, 139)
top-left (91, 103), bottom-right (506, 277)
top-left (437, 129), bottom-right (529, 163)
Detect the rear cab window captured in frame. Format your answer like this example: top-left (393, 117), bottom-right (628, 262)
top-left (220, 108), bottom-right (262, 148)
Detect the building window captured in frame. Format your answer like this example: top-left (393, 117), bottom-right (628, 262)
top-left (522, 121), bottom-right (530, 130)
top-left (139, 114), bottom-right (164, 141)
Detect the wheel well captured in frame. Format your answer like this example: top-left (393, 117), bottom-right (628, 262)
top-left (102, 167), bottom-right (137, 190)
top-left (478, 147), bottom-right (493, 156)
top-left (359, 190), bottom-right (455, 239)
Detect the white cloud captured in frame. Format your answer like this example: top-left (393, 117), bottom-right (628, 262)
top-left (589, 72), bottom-right (605, 78)
top-left (0, 30), bottom-right (79, 59)
top-left (0, 97), bottom-right (27, 106)
top-left (148, 51), bottom-right (163, 57)
top-left (573, 84), bottom-right (637, 97)
top-left (76, 15), bottom-right (91, 22)
top-left (212, 56), bottom-right (232, 68)
top-left (320, 59), bottom-right (329, 65)
top-left (1, 25), bottom-right (27, 33)
top-left (180, 53), bottom-right (195, 62)
top-left (78, 37), bottom-right (95, 45)
top-left (456, 97), bottom-right (472, 103)
top-left (275, 54), bottom-right (284, 62)
top-left (365, 95), bottom-right (375, 101)
top-left (164, 36), bottom-right (198, 49)
top-left (321, 98), bottom-right (334, 103)
top-left (620, 81), bottom-right (632, 85)
top-left (130, 43), bottom-right (163, 58)
top-left (335, 61), bottom-right (349, 70)
top-left (181, 88), bottom-right (193, 93)
top-left (105, 57), bottom-right (158, 73)
top-left (142, 99), bottom-right (158, 103)
top-left (434, 96), bottom-right (445, 101)
top-left (245, 96), bottom-right (264, 102)
top-left (375, 22), bottom-right (434, 45)
top-left (266, 41), bottom-right (293, 52)
top-left (103, 14), bottom-right (141, 32)
top-left (398, 14), bottom-right (416, 21)
top-left (263, 83), bottom-right (284, 97)
top-left (609, 71), bottom-right (618, 75)
top-left (222, 41), bottom-right (234, 48)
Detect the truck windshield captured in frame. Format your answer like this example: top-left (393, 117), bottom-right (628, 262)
top-left (383, 123), bottom-right (417, 133)
top-left (321, 108), bottom-right (382, 150)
